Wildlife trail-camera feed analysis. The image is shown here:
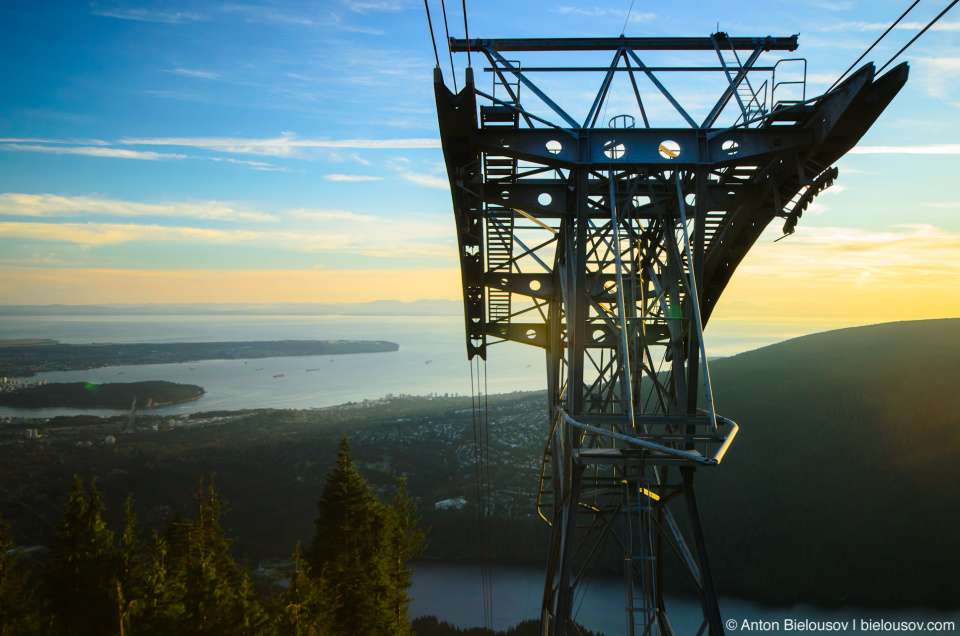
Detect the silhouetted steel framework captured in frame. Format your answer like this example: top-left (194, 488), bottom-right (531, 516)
top-left (434, 33), bottom-right (907, 636)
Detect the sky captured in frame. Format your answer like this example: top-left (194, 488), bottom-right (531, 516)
top-left (1, 0), bottom-right (959, 334)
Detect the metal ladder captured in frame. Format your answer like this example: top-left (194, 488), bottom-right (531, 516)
top-left (481, 102), bottom-right (519, 326)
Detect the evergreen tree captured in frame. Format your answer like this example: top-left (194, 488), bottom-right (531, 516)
top-left (157, 476), bottom-right (269, 635)
top-left (46, 475), bottom-right (118, 635)
top-left (115, 495), bottom-right (145, 636)
top-left (270, 543), bottom-right (334, 636)
top-left (0, 513), bottom-right (39, 636)
top-left (385, 477), bottom-right (427, 635)
top-left (307, 437), bottom-right (425, 636)
top-left (136, 528), bottom-right (185, 636)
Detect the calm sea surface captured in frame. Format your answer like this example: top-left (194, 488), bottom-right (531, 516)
top-left (0, 315), bottom-right (543, 417)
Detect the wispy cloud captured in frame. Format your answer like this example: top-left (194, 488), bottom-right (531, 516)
top-left (554, 5), bottom-right (653, 20)
top-left (0, 144), bottom-right (188, 160)
top-left (0, 140), bottom-right (283, 170)
top-left (210, 158), bottom-right (277, 168)
top-left (828, 21), bottom-right (891, 31)
top-left (0, 222), bottom-right (253, 246)
top-left (812, 1), bottom-right (854, 10)
top-left (0, 203), bottom-right (452, 257)
top-left (324, 174), bottom-right (383, 182)
top-left (120, 133), bottom-right (441, 157)
top-left (344, 1), bottom-right (404, 12)
top-left (387, 157), bottom-right (448, 189)
top-left (849, 144), bottom-right (960, 154)
top-left (220, 4), bottom-right (383, 33)
top-left (923, 201), bottom-right (960, 209)
top-left (164, 68), bottom-right (221, 80)
top-left (221, 4), bottom-right (323, 25)
top-left (910, 56), bottom-right (960, 99)
top-left (0, 137), bottom-right (110, 146)
top-left (90, 6), bottom-right (206, 23)
top-left (899, 20), bottom-right (960, 31)
top-left (743, 223), bottom-right (960, 284)
top-left (556, 7), bottom-right (611, 16)
top-left (821, 19), bottom-right (960, 32)
top-left (714, 222), bottom-right (960, 323)
top-left (0, 194), bottom-right (275, 222)
top-left (400, 173), bottom-right (448, 189)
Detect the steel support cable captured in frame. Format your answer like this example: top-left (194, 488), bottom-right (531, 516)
top-left (621, 0), bottom-right (636, 36)
top-left (878, 0), bottom-right (960, 74)
top-left (609, 175), bottom-right (636, 428)
top-left (462, 0), bottom-right (471, 67)
top-left (423, 0), bottom-right (441, 69)
top-left (673, 172), bottom-right (718, 431)
top-left (828, 0), bottom-right (922, 92)
top-left (469, 358), bottom-right (490, 629)
top-left (440, 0), bottom-right (458, 92)
top-left (483, 360), bottom-right (494, 629)
top-left (0, 482), bottom-right (58, 530)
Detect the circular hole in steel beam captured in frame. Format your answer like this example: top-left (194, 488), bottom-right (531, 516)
top-left (603, 140), bottom-right (626, 159)
top-left (658, 140), bottom-right (681, 160)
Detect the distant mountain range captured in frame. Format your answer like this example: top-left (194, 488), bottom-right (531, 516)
top-left (0, 300), bottom-right (462, 317)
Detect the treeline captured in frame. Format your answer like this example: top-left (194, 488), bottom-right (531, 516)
top-left (0, 381), bottom-right (204, 410)
top-left (0, 438), bottom-right (425, 636)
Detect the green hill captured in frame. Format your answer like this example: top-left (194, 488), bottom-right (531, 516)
top-left (698, 318), bottom-right (960, 605)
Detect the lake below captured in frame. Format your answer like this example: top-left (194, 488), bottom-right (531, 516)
top-left (410, 561), bottom-right (960, 635)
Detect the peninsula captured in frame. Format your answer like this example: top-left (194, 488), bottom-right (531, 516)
top-left (0, 339), bottom-right (400, 377)
top-left (0, 380), bottom-right (204, 410)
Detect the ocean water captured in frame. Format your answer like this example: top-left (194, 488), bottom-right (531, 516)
top-left (0, 314), bottom-right (546, 418)
top-left (0, 313), bottom-right (837, 418)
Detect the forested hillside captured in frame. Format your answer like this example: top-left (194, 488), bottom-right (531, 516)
top-left (699, 318), bottom-right (960, 604)
top-left (1, 319), bottom-right (958, 608)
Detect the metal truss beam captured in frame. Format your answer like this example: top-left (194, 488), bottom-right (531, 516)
top-left (434, 34), bottom-right (907, 636)
top-left (451, 35), bottom-right (800, 52)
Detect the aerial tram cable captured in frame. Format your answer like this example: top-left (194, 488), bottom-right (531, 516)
top-left (423, 0), bottom-right (441, 70)
top-left (450, 1), bottom-right (490, 627)
top-left (621, 0), bottom-right (636, 36)
top-left (0, 481), bottom-right (59, 548)
top-left (462, 0), bottom-right (471, 67)
top-left (878, 0), bottom-right (960, 74)
top-left (827, 0), bottom-right (922, 92)
top-left (482, 361), bottom-right (493, 629)
top-left (469, 356), bottom-right (494, 630)
top-left (440, 0), bottom-right (458, 92)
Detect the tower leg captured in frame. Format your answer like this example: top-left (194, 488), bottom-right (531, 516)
top-left (682, 468), bottom-right (724, 636)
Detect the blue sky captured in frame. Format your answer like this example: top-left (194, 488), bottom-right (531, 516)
top-left (1, 0), bottom-right (958, 330)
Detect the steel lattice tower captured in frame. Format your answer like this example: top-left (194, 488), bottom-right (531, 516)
top-left (434, 33), bottom-right (907, 636)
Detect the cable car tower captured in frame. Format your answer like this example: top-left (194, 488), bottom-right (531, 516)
top-left (434, 32), bottom-right (907, 635)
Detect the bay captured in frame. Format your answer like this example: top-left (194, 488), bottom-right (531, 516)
top-left (0, 315), bottom-right (545, 418)
top-left (0, 313), bottom-right (855, 418)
